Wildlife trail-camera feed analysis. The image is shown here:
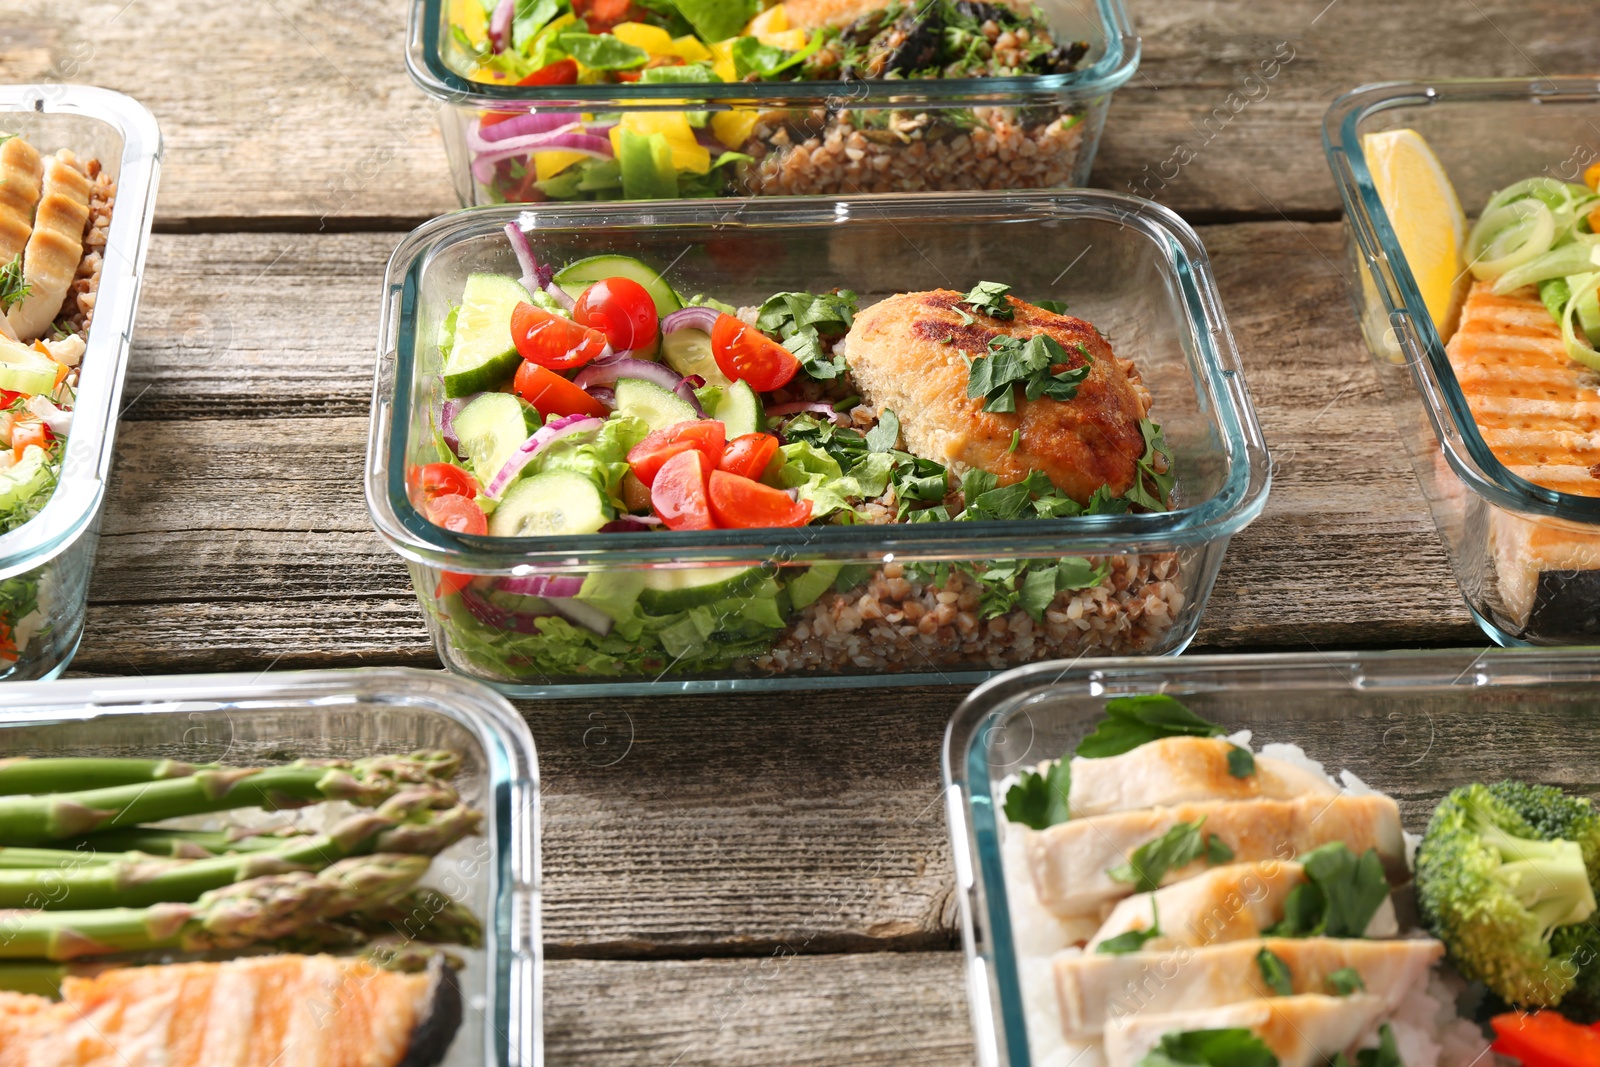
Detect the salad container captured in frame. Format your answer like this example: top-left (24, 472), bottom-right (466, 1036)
top-left (405, 0), bottom-right (1139, 207)
top-left (0, 86), bottom-right (160, 681)
top-left (944, 646), bottom-right (1600, 1067)
top-left (366, 191), bottom-right (1271, 697)
top-left (1325, 78), bottom-right (1600, 646)
top-left (1, 667), bottom-right (542, 1067)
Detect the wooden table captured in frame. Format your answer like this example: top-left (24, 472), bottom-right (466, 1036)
top-left (6, 1), bottom-right (1595, 1061)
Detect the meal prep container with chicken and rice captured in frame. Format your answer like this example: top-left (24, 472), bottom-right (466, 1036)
top-left (406, 0), bottom-right (1138, 206)
top-left (367, 191), bottom-right (1270, 697)
top-left (944, 646), bottom-right (1600, 1067)
top-left (0, 85), bottom-right (160, 681)
top-left (1, 667), bottom-right (543, 1067)
top-left (1325, 78), bottom-right (1600, 646)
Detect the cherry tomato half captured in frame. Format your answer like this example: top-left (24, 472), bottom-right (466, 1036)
top-left (515, 361), bottom-right (609, 419)
top-left (711, 313), bottom-right (800, 392)
top-left (479, 62), bottom-right (580, 128)
top-left (719, 433), bottom-right (779, 481)
top-left (574, 277), bottom-right (660, 353)
top-left (511, 302), bottom-right (608, 371)
top-left (627, 420), bottom-right (726, 487)
top-left (425, 493), bottom-right (488, 536)
top-left (435, 571), bottom-right (476, 598)
top-left (1491, 1012), bottom-right (1600, 1067)
top-left (650, 449), bottom-right (715, 531)
top-left (708, 470), bottom-right (813, 529)
top-left (574, 0), bottom-right (641, 33)
top-left (413, 462), bottom-right (480, 503)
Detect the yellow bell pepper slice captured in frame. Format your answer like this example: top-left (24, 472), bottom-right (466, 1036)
top-left (450, 0), bottom-right (488, 49)
top-left (759, 27), bottom-right (809, 50)
top-left (669, 35), bottom-right (713, 63)
top-left (610, 113), bottom-right (712, 175)
top-left (708, 39), bottom-right (738, 82)
top-left (610, 21), bottom-right (676, 56)
top-left (745, 4), bottom-right (789, 36)
top-left (710, 110), bottom-right (760, 150)
top-left (535, 150), bottom-right (593, 181)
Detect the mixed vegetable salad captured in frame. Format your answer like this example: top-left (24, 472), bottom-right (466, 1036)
top-left (448, 0), bottom-right (1089, 202)
top-left (411, 224), bottom-right (1172, 679)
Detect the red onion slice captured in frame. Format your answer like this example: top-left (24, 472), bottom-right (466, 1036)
top-left (765, 401), bottom-right (847, 424)
top-left (480, 111), bottom-right (584, 144)
top-left (492, 576), bottom-right (614, 635)
top-left (546, 596), bottom-right (614, 636)
top-left (488, 0), bottom-right (513, 53)
top-left (497, 573), bottom-right (586, 598)
top-left (470, 130), bottom-right (613, 183)
top-left (661, 306), bottom-right (721, 334)
top-left (485, 414), bottom-right (605, 497)
top-left (544, 281), bottom-right (577, 311)
top-left (440, 394), bottom-right (482, 457)
top-left (573, 358), bottom-right (685, 394)
top-left (503, 224), bottom-right (551, 292)
top-left (600, 515), bottom-right (664, 532)
top-left (586, 385), bottom-right (617, 410)
top-left (460, 586), bottom-right (552, 633)
top-left (673, 378), bottom-right (708, 417)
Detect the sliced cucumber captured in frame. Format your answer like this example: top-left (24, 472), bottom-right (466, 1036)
top-left (615, 377), bottom-right (698, 432)
top-left (444, 273), bottom-right (535, 398)
top-left (661, 328), bottom-right (731, 388)
top-left (713, 379), bottom-right (764, 439)
top-left (451, 392), bottom-right (541, 487)
top-left (785, 562), bottom-right (841, 611)
top-left (553, 255), bottom-right (682, 318)
top-left (0, 446), bottom-right (53, 511)
top-left (0, 339), bottom-right (60, 396)
top-left (1569, 274), bottom-right (1600, 344)
top-left (638, 564), bottom-right (770, 614)
top-left (488, 470), bottom-right (608, 537)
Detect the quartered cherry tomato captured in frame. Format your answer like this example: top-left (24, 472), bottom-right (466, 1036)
top-left (627, 419), bottom-right (726, 487)
top-left (574, 0), bottom-right (640, 33)
top-left (425, 493), bottom-right (488, 536)
top-left (650, 448), bottom-right (714, 531)
top-left (1490, 1012), bottom-right (1600, 1067)
top-left (707, 470), bottom-right (812, 528)
top-left (434, 571), bottom-right (476, 598)
top-left (515, 361), bottom-right (609, 419)
top-left (511, 302), bottom-right (608, 371)
top-left (413, 462), bottom-right (479, 503)
top-left (479, 62), bottom-right (580, 128)
top-left (719, 433), bottom-right (779, 481)
top-left (574, 277), bottom-right (660, 353)
top-left (710, 313), bottom-right (799, 391)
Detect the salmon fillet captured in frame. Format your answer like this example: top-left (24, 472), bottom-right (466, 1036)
top-left (842, 290), bottom-right (1153, 503)
top-left (0, 954), bottom-right (459, 1067)
top-left (1445, 280), bottom-right (1600, 630)
top-left (1066, 737), bottom-right (1339, 818)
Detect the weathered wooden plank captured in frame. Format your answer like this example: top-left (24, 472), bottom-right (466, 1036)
top-left (5, 0), bottom-right (1594, 223)
top-left (545, 953), bottom-right (972, 1066)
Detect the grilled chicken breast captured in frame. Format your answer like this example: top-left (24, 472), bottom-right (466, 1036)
top-left (1445, 279), bottom-right (1600, 632)
top-left (1085, 860), bottom-right (1398, 953)
top-left (1026, 795), bottom-right (1406, 920)
top-left (843, 290), bottom-right (1153, 503)
top-left (1101, 993), bottom-right (1389, 1067)
top-left (1067, 737), bottom-right (1339, 818)
top-left (1056, 937), bottom-right (1443, 1039)
top-left (0, 954), bottom-right (460, 1067)
top-left (6, 150), bottom-right (92, 343)
top-left (0, 135), bottom-right (42, 266)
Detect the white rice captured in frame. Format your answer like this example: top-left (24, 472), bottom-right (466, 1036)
top-left (989, 740), bottom-right (1501, 1066)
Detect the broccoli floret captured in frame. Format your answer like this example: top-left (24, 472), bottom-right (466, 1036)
top-left (1486, 780), bottom-right (1600, 889)
top-left (1417, 782), bottom-right (1598, 1007)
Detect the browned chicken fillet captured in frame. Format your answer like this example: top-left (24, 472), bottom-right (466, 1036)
top-left (842, 290), bottom-right (1154, 503)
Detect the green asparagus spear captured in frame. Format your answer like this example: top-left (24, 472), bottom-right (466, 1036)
top-left (0, 751), bottom-right (462, 845)
top-left (0, 854), bottom-right (429, 961)
top-left (0, 790), bottom-right (482, 910)
top-left (56, 826), bottom-right (311, 859)
top-left (0, 758), bottom-right (213, 796)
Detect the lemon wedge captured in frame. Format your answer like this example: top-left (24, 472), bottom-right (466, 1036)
top-left (1362, 129), bottom-right (1467, 339)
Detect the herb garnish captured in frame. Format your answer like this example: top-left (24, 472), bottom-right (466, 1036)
top-left (1326, 967), bottom-right (1366, 996)
top-left (864, 407), bottom-right (900, 453)
top-left (1036, 299), bottom-right (1070, 314)
top-left (1007, 429), bottom-right (1021, 454)
top-left (0, 254), bottom-right (31, 313)
top-left (1135, 1028), bottom-right (1278, 1067)
top-left (1263, 842), bottom-right (1390, 939)
top-left (1329, 1024), bottom-right (1403, 1067)
top-left (1108, 816), bottom-right (1232, 893)
top-left (1255, 947), bottom-right (1293, 995)
top-left (1228, 745), bottom-right (1257, 778)
top-left (960, 280), bottom-right (1015, 320)
top-left (965, 332), bottom-right (1090, 413)
top-left (1126, 418), bottom-right (1176, 511)
top-left (1097, 899), bottom-right (1161, 955)
top-left (755, 290), bottom-right (858, 380)
top-left (1002, 757), bottom-right (1071, 830)
top-left (1075, 694), bottom-right (1228, 758)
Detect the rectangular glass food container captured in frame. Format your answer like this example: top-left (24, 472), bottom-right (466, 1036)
top-left (0, 86), bottom-right (160, 681)
top-left (366, 191), bottom-right (1271, 697)
top-left (1324, 77), bottom-right (1600, 646)
top-left (1, 666), bottom-right (542, 1067)
top-left (405, 0), bottom-right (1138, 206)
top-left (944, 646), bottom-right (1600, 1067)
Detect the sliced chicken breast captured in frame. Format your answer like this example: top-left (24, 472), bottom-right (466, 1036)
top-left (1102, 993), bottom-right (1389, 1067)
top-left (1026, 794), bottom-right (1406, 920)
top-left (1056, 937), bottom-right (1442, 1040)
top-left (1085, 860), bottom-right (1398, 953)
top-left (1068, 737), bottom-right (1338, 818)
top-left (6, 150), bottom-right (91, 342)
top-left (0, 135), bottom-right (42, 265)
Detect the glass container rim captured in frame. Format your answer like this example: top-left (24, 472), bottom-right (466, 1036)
top-left (405, 0), bottom-right (1141, 111)
top-left (365, 190), bottom-right (1271, 573)
top-left (1323, 76), bottom-right (1600, 527)
top-left (0, 85), bottom-right (161, 580)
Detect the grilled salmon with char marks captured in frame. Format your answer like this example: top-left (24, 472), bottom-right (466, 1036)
top-left (843, 290), bottom-right (1154, 503)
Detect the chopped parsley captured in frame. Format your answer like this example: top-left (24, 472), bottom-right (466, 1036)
top-left (1097, 899), bottom-right (1162, 955)
top-left (959, 280), bottom-right (1015, 320)
top-left (964, 332), bottom-right (1090, 413)
top-left (1329, 1024), bottom-right (1403, 1067)
top-left (1002, 757), bottom-right (1071, 830)
top-left (755, 289), bottom-right (858, 380)
top-left (1227, 745), bottom-right (1256, 778)
top-left (0, 254), bottom-right (30, 313)
top-left (1135, 1028), bottom-right (1278, 1067)
top-left (1262, 842), bottom-right (1391, 939)
top-left (1126, 419), bottom-right (1177, 512)
top-left (1075, 694), bottom-right (1228, 758)
top-left (1035, 298), bottom-right (1070, 314)
top-left (1007, 429), bottom-right (1020, 453)
top-left (1255, 947), bottom-right (1292, 996)
top-left (1325, 967), bottom-right (1366, 996)
top-left (1108, 816), bottom-right (1231, 893)
top-left (864, 407), bottom-right (900, 453)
